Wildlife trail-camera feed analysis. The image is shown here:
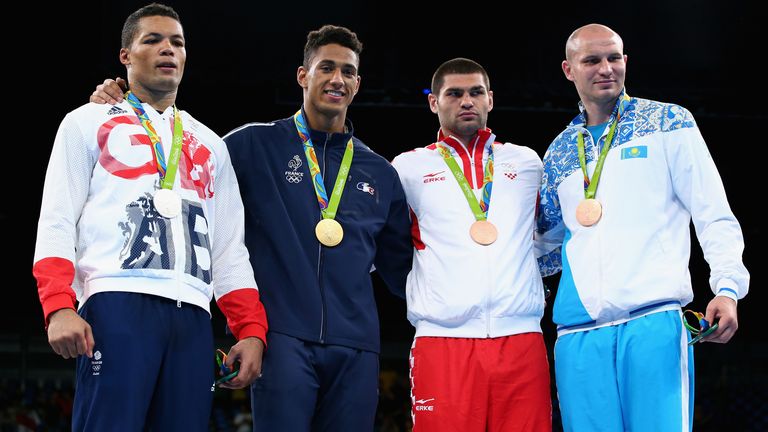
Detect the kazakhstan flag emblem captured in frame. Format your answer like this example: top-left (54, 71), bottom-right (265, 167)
top-left (621, 146), bottom-right (648, 160)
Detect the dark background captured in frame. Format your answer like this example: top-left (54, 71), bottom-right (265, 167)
top-left (3, 1), bottom-right (765, 430)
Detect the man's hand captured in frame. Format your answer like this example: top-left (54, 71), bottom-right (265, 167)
top-left (703, 296), bottom-right (738, 343)
top-left (47, 308), bottom-right (95, 359)
top-left (90, 77), bottom-right (128, 105)
top-left (218, 337), bottom-right (265, 389)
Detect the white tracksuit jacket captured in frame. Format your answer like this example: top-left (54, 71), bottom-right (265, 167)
top-left (392, 128), bottom-right (545, 338)
top-left (33, 101), bottom-right (266, 339)
top-left (537, 92), bottom-right (749, 335)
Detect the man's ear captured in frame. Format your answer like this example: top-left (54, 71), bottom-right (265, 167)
top-left (562, 60), bottom-right (574, 82)
top-left (488, 90), bottom-right (494, 112)
top-left (428, 93), bottom-right (438, 114)
top-left (297, 66), bottom-right (308, 89)
top-left (120, 48), bottom-right (130, 66)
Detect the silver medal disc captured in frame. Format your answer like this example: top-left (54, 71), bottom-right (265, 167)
top-left (154, 189), bottom-right (181, 218)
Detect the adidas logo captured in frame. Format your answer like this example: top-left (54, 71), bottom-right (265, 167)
top-left (107, 106), bottom-right (128, 115)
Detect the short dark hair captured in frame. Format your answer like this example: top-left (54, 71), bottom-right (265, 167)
top-left (121, 3), bottom-right (181, 48)
top-left (303, 25), bottom-right (363, 68)
top-left (431, 58), bottom-right (490, 95)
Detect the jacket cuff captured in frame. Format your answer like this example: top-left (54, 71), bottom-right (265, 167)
top-left (236, 323), bottom-right (268, 347)
top-left (43, 294), bottom-right (77, 326)
top-left (715, 278), bottom-right (739, 303)
top-left (216, 288), bottom-right (268, 345)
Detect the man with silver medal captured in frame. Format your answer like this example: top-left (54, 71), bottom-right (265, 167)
top-left (34, 4), bottom-right (267, 430)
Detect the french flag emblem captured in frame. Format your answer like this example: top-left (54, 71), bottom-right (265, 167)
top-left (357, 182), bottom-right (375, 195)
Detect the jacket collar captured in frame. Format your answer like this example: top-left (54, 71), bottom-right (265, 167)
top-left (300, 106), bottom-right (355, 147)
top-left (570, 88), bottom-right (632, 128)
top-left (437, 127), bottom-right (494, 154)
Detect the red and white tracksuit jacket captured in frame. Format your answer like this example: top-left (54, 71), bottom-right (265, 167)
top-left (391, 128), bottom-right (545, 339)
top-left (33, 101), bottom-right (266, 341)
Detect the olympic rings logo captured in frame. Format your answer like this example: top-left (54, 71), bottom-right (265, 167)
top-left (285, 172), bottom-right (304, 183)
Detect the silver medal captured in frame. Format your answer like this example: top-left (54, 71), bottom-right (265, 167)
top-left (154, 189), bottom-right (181, 218)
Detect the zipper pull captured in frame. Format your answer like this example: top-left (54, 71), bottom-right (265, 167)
top-left (177, 300), bottom-right (182, 308)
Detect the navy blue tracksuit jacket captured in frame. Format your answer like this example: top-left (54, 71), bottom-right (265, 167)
top-left (224, 114), bottom-right (412, 353)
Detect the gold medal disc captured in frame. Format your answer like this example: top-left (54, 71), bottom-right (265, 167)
top-left (469, 220), bottom-right (498, 245)
top-left (575, 199), bottom-right (602, 226)
top-left (315, 219), bottom-right (344, 247)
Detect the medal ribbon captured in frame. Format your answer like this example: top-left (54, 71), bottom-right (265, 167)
top-left (436, 135), bottom-right (494, 221)
top-left (576, 93), bottom-right (631, 199)
top-left (293, 110), bottom-right (354, 220)
top-left (125, 91), bottom-right (184, 190)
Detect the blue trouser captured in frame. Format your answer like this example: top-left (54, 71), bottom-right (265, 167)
top-left (73, 292), bottom-right (214, 431)
top-left (555, 310), bottom-right (695, 432)
top-left (250, 332), bottom-right (379, 432)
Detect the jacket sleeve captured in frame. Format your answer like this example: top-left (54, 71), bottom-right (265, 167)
top-left (212, 139), bottom-right (268, 343)
top-left (373, 168), bottom-right (413, 299)
top-left (33, 113), bottom-right (93, 324)
top-left (535, 146), bottom-right (565, 277)
top-left (665, 109), bottom-right (749, 301)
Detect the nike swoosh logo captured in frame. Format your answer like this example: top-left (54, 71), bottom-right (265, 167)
top-left (422, 171), bottom-right (445, 178)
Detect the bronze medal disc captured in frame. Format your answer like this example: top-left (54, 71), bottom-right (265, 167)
top-left (315, 219), bottom-right (344, 247)
top-left (154, 189), bottom-right (181, 218)
top-left (469, 220), bottom-right (498, 245)
top-left (575, 199), bottom-right (602, 226)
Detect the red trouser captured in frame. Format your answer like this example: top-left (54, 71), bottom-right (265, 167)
top-left (409, 333), bottom-right (551, 432)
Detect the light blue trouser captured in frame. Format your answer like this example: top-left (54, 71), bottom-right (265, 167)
top-left (555, 310), bottom-right (694, 432)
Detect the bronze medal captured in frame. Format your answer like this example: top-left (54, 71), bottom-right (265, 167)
top-left (154, 189), bottom-right (181, 218)
top-left (315, 219), bottom-right (344, 247)
top-left (575, 198), bottom-right (602, 226)
top-left (469, 220), bottom-right (498, 245)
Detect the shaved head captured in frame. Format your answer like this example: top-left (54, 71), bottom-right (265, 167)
top-left (565, 24), bottom-right (623, 61)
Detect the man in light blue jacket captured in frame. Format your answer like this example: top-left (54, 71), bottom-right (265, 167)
top-left (537, 23), bottom-right (749, 432)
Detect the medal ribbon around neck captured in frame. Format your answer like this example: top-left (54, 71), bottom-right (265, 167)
top-left (576, 93), bottom-right (631, 199)
top-left (436, 134), bottom-right (495, 221)
top-left (125, 91), bottom-right (184, 190)
top-left (293, 110), bottom-right (354, 221)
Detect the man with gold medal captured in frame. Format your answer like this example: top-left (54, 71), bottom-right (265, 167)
top-left (88, 25), bottom-right (413, 431)
top-left (537, 24), bottom-right (749, 431)
top-left (392, 58), bottom-right (552, 431)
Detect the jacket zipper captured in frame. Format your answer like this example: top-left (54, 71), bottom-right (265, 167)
top-left (317, 134), bottom-right (332, 343)
top-left (486, 246), bottom-right (492, 338)
top-left (468, 139), bottom-right (492, 337)
top-left (590, 128), bottom-right (605, 316)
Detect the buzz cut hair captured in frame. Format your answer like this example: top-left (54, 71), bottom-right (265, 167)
top-left (121, 3), bottom-right (181, 48)
top-left (431, 58), bottom-right (490, 95)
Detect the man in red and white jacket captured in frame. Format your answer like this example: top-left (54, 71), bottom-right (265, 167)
top-left (33, 5), bottom-right (267, 430)
top-left (392, 58), bottom-right (551, 432)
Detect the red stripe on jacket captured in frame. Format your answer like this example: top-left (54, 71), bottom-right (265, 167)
top-left (410, 208), bottom-right (426, 251)
top-left (32, 257), bottom-right (77, 325)
top-left (217, 289), bottom-right (269, 345)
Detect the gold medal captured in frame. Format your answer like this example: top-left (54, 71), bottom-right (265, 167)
top-left (315, 219), bottom-right (344, 247)
top-left (154, 188), bottom-right (181, 218)
top-left (469, 220), bottom-right (498, 245)
top-left (575, 198), bottom-right (602, 226)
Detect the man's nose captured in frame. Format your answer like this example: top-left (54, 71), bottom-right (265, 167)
top-left (460, 93), bottom-right (474, 107)
top-left (330, 68), bottom-right (344, 85)
top-left (159, 39), bottom-right (175, 55)
top-left (598, 59), bottom-right (613, 75)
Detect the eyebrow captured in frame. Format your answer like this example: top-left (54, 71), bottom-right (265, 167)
top-left (142, 32), bottom-right (184, 40)
top-left (316, 59), bottom-right (357, 70)
top-left (582, 51), bottom-right (622, 60)
top-left (444, 85), bottom-right (486, 93)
